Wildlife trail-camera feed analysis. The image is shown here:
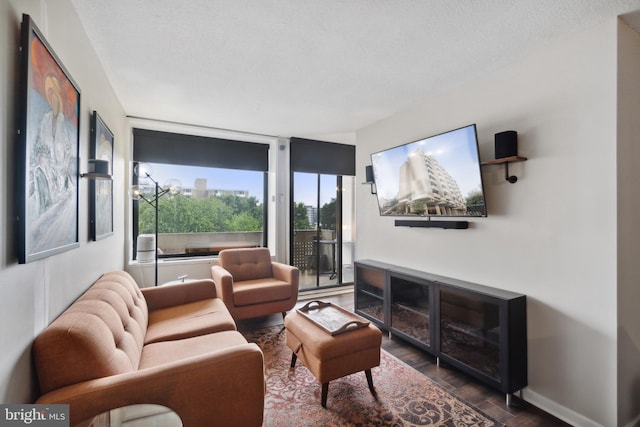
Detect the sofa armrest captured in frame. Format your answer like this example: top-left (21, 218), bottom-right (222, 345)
top-left (36, 343), bottom-right (265, 427)
top-left (272, 262), bottom-right (300, 290)
top-left (211, 265), bottom-right (235, 308)
top-left (141, 279), bottom-right (218, 311)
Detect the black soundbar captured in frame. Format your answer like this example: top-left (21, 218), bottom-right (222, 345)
top-left (394, 220), bottom-right (469, 229)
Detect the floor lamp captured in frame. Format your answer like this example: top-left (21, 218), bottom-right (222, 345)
top-left (130, 163), bottom-right (181, 286)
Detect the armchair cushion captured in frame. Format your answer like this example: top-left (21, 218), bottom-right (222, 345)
top-left (233, 279), bottom-right (294, 306)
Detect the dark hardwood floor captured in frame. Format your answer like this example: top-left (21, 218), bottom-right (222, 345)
top-left (237, 289), bottom-right (571, 427)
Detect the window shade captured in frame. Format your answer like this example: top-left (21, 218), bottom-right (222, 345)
top-left (290, 137), bottom-right (355, 176)
top-left (133, 128), bottom-right (269, 171)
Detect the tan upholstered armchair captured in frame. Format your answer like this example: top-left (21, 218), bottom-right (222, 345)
top-left (211, 248), bottom-right (300, 321)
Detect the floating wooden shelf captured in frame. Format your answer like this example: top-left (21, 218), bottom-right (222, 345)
top-left (481, 156), bottom-right (528, 166)
top-left (481, 156), bottom-right (528, 183)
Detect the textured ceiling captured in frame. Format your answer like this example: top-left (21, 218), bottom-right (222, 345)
top-left (69, 0), bottom-right (640, 142)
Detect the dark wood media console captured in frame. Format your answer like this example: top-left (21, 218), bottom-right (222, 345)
top-left (354, 259), bottom-right (527, 404)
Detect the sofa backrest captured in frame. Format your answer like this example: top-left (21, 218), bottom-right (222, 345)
top-left (219, 247), bottom-right (273, 282)
top-left (33, 271), bottom-right (149, 394)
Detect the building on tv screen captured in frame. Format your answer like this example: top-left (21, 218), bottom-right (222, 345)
top-left (393, 148), bottom-right (466, 216)
top-left (372, 124), bottom-right (486, 217)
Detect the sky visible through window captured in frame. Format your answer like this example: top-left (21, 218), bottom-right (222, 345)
top-left (293, 173), bottom-right (337, 207)
top-left (146, 164), bottom-right (337, 208)
top-left (147, 163), bottom-right (264, 203)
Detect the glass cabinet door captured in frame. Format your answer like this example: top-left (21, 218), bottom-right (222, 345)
top-left (439, 287), bottom-right (501, 381)
top-left (390, 274), bottom-right (434, 351)
top-left (354, 263), bottom-right (386, 327)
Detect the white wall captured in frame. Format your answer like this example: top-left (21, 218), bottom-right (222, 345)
top-left (356, 20), bottom-right (621, 427)
top-left (0, 0), bottom-right (127, 403)
top-left (616, 19), bottom-right (640, 427)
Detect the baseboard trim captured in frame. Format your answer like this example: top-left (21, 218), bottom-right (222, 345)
top-left (523, 389), bottom-right (604, 427)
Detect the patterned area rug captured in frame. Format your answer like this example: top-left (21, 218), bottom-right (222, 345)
top-left (243, 326), bottom-right (503, 427)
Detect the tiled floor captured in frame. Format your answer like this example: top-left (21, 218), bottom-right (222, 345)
top-left (238, 289), bottom-right (572, 427)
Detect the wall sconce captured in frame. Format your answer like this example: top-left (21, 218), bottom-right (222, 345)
top-left (364, 165), bottom-right (376, 194)
top-left (129, 162), bottom-right (182, 286)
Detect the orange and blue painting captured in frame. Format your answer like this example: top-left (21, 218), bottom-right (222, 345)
top-left (18, 14), bottom-right (80, 263)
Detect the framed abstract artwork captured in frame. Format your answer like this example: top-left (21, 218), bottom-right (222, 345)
top-left (89, 111), bottom-right (114, 240)
top-left (16, 14), bottom-right (81, 263)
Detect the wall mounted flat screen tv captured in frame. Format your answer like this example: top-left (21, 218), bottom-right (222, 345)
top-left (370, 124), bottom-right (486, 218)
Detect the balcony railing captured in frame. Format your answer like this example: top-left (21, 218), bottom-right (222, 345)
top-left (154, 231), bottom-right (263, 257)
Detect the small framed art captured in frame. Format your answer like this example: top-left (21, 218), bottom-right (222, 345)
top-left (89, 111), bottom-right (114, 240)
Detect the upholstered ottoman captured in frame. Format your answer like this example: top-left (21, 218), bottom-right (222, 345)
top-left (284, 307), bottom-right (382, 408)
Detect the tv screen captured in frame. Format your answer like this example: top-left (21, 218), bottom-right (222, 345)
top-left (370, 124), bottom-right (486, 218)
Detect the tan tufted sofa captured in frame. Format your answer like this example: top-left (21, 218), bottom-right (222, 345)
top-left (211, 248), bottom-right (299, 321)
top-left (33, 271), bottom-right (265, 427)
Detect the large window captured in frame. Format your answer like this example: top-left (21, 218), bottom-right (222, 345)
top-left (132, 129), bottom-right (269, 259)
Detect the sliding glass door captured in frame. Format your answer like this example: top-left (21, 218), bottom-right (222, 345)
top-left (291, 172), bottom-right (352, 290)
top-left (289, 137), bottom-right (355, 291)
